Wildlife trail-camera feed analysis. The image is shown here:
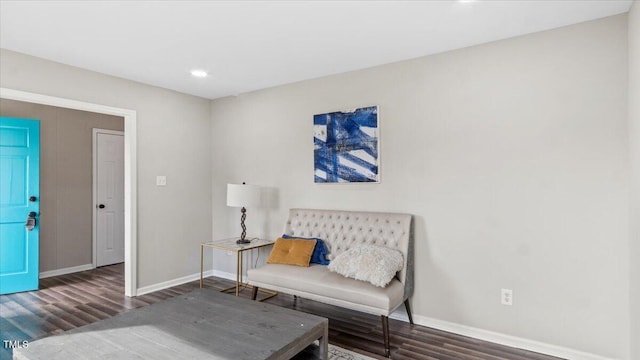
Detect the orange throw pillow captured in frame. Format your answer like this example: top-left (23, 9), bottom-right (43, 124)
top-left (267, 238), bottom-right (317, 267)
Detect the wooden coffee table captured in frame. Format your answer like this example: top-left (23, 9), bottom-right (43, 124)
top-left (14, 289), bottom-right (328, 360)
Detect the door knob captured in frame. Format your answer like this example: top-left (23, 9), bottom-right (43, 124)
top-left (29, 196), bottom-right (37, 202)
top-left (98, 204), bottom-right (105, 209)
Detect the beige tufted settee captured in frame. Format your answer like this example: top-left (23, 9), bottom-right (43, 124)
top-left (248, 208), bottom-right (414, 357)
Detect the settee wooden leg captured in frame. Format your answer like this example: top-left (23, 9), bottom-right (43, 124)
top-left (251, 286), bottom-right (258, 300)
top-left (381, 315), bottom-right (390, 357)
top-left (404, 299), bottom-right (414, 325)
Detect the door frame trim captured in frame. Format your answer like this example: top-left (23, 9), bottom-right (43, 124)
top-left (92, 128), bottom-right (125, 269)
top-left (1, 88), bottom-right (138, 297)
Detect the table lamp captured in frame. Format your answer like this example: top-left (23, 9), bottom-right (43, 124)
top-left (227, 183), bottom-right (261, 244)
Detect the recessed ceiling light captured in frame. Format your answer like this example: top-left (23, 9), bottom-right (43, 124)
top-left (190, 70), bottom-right (208, 78)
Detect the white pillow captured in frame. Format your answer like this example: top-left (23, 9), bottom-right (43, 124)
top-left (328, 245), bottom-right (404, 288)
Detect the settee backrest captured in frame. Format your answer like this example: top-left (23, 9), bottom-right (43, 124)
top-left (284, 208), bottom-right (414, 299)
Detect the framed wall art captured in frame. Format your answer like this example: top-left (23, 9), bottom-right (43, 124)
top-left (313, 105), bottom-right (379, 183)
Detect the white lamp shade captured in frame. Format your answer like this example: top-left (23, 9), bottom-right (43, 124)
top-left (226, 183), bottom-right (261, 208)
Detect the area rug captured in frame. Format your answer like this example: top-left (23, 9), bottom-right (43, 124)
top-left (328, 344), bottom-right (376, 360)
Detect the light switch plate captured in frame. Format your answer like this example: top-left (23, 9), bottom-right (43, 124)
top-left (156, 176), bottom-right (167, 186)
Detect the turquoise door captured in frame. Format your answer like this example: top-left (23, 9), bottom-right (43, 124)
top-left (0, 117), bottom-right (40, 294)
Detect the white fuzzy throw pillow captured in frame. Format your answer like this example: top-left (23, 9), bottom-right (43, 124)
top-left (328, 245), bottom-right (404, 288)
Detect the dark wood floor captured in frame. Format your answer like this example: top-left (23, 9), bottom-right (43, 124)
top-left (0, 264), bottom-right (563, 360)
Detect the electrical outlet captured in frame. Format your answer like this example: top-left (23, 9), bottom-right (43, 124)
top-left (501, 289), bottom-right (513, 306)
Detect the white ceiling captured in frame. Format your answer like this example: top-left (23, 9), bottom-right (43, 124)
top-left (0, 0), bottom-right (632, 100)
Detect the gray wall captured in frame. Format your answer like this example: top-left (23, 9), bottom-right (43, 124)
top-left (0, 99), bottom-right (123, 272)
top-left (628, 1), bottom-right (640, 359)
top-left (210, 15), bottom-right (630, 359)
top-left (0, 49), bottom-right (212, 288)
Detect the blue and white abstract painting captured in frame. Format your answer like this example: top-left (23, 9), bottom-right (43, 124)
top-left (314, 106), bottom-right (379, 183)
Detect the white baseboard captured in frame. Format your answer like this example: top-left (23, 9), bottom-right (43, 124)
top-left (389, 308), bottom-right (410, 322)
top-left (134, 270), bottom-right (611, 360)
top-left (40, 264), bottom-right (94, 278)
top-left (412, 315), bottom-right (613, 360)
top-left (136, 269), bottom-right (239, 296)
top-left (212, 269), bottom-right (236, 281)
top-left (136, 270), bottom-right (214, 296)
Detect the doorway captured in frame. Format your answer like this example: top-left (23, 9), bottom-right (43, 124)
top-left (0, 87), bottom-right (138, 296)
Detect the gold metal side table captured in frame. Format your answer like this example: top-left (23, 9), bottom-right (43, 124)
top-left (200, 238), bottom-right (277, 301)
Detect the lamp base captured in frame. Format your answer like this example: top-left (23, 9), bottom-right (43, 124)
top-left (236, 238), bottom-right (251, 244)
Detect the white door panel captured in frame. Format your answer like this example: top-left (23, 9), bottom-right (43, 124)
top-left (95, 131), bottom-right (124, 267)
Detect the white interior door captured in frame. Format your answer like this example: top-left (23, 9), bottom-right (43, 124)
top-left (94, 130), bottom-right (124, 267)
